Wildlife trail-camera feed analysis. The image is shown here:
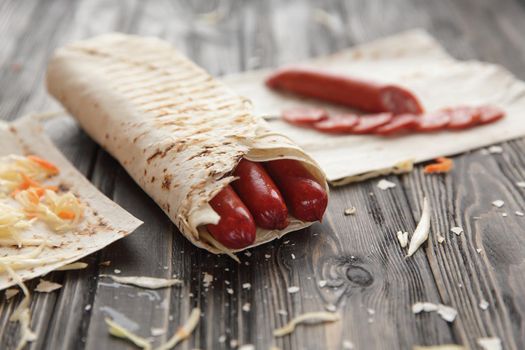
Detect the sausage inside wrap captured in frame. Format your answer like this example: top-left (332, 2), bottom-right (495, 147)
top-left (46, 34), bottom-right (328, 255)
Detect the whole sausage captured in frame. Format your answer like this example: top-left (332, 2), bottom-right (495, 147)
top-left (232, 159), bottom-right (289, 230)
top-left (264, 159), bottom-right (328, 222)
top-left (207, 185), bottom-right (256, 249)
top-left (266, 68), bottom-right (424, 115)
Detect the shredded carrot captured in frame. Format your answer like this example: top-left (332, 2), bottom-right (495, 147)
top-left (19, 173), bottom-right (41, 190)
top-left (34, 188), bottom-right (46, 197)
top-left (11, 176), bottom-right (36, 196)
top-left (58, 210), bottom-right (76, 220)
top-left (27, 155), bottom-right (59, 175)
top-left (424, 157), bottom-right (453, 174)
top-left (11, 174), bottom-right (58, 197)
top-left (40, 186), bottom-right (58, 194)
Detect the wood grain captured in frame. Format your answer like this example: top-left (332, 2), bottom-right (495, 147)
top-left (1, 0), bottom-right (525, 349)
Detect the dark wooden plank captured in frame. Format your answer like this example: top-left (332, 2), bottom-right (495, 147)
top-left (0, 0), bottom-right (78, 120)
top-left (398, 0), bottom-right (525, 348)
top-left (403, 148), bottom-right (525, 349)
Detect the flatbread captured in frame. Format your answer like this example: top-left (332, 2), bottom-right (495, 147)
top-left (0, 116), bottom-right (142, 290)
top-left (222, 29), bottom-right (525, 184)
top-left (46, 34), bottom-right (328, 255)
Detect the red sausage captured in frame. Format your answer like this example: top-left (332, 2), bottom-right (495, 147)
top-left (282, 107), bottom-right (328, 126)
top-left (445, 106), bottom-right (481, 130)
top-left (264, 159), bottom-right (328, 222)
top-left (232, 159), bottom-right (289, 230)
top-left (375, 114), bottom-right (419, 135)
top-left (352, 113), bottom-right (393, 134)
top-left (313, 114), bottom-right (359, 134)
top-left (477, 105), bottom-right (505, 125)
top-left (207, 185), bottom-right (256, 249)
top-left (266, 68), bottom-right (424, 114)
top-left (416, 111), bottom-right (450, 132)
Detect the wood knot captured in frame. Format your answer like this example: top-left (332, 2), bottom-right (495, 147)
top-left (320, 256), bottom-right (374, 288)
top-left (345, 265), bottom-right (373, 287)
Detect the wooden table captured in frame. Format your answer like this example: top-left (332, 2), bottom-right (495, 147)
top-left (1, 0), bottom-right (525, 349)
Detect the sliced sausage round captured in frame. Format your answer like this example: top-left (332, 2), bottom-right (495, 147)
top-left (313, 114), bottom-right (359, 134)
top-left (352, 113), bottom-right (393, 134)
top-left (281, 107), bottom-right (328, 126)
top-left (375, 113), bottom-right (420, 135)
top-left (445, 106), bottom-right (481, 130)
top-left (477, 105), bottom-right (505, 125)
top-left (416, 111), bottom-right (450, 132)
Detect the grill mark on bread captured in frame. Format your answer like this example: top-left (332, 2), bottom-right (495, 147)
top-left (162, 174), bottom-right (173, 189)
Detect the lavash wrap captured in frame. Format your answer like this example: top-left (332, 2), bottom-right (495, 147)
top-left (46, 33), bottom-right (328, 254)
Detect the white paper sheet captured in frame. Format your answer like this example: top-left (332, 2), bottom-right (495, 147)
top-left (222, 30), bottom-right (525, 184)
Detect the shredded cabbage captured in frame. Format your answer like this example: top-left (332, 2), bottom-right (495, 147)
top-left (0, 263), bottom-right (37, 350)
top-left (15, 189), bottom-right (84, 232)
top-left (0, 155), bottom-right (83, 246)
top-left (0, 155), bottom-right (58, 195)
top-left (0, 202), bottom-right (33, 246)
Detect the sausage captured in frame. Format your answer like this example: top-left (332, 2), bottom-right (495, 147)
top-left (264, 159), bottom-right (328, 222)
top-left (351, 113), bottom-right (393, 134)
top-left (445, 106), bottom-right (481, 130)
top-left (374, 114), bottom-right (419, 135)
top-left (416, 111), bottom-right (450, 132)
top-left (231, 159), bottom-right (289, 230)
top-left (477, 105), bottom-right (505, 125)
top-left (282, 107), bottom-right (328, 126)
top-left (207, 185), bottom-right (256, 249)
top-left (313, 114), bottom-right (359, 133)
top-left (266, 68), bottom-right (424, 114)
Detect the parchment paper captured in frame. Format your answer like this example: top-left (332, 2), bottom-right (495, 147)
top-left (222, 30), bottom-right (525, 185)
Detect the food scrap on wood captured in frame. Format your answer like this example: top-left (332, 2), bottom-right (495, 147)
top-left (5, 288), bottom-right (19, 300)
top-left (105, 308), bottom-right (200, 350)
top-left (344, 207), bottom-right (356, 215)
top-left (450, 227), bottom-right (463, 235)
top-left (273, 311), bottom-right (340, 337)
top-left (477, 337), bottom-right (502, 350)
top-left (412, 302), bottom-right (457, 322)
top-left (491, 200), bottom-right (504, 208)
top-left (377, 179), bottom-right (396, 190)
top-left (100, 275), bottom-right (183, 289)
top-left (479, 299), bottom-right (489, 310)
top-left (55, 262), bottom-right (88, 271)
top-left (396, 231), bottom-right (409, 248)
top-left (34, 279), bottom-right (62, 293)
top-left (406, 197), bottom-right (430, 257)
top-left (424, 157), bottom-right (453, 174)
top-left (413, 345), bottom-right (465, 350)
